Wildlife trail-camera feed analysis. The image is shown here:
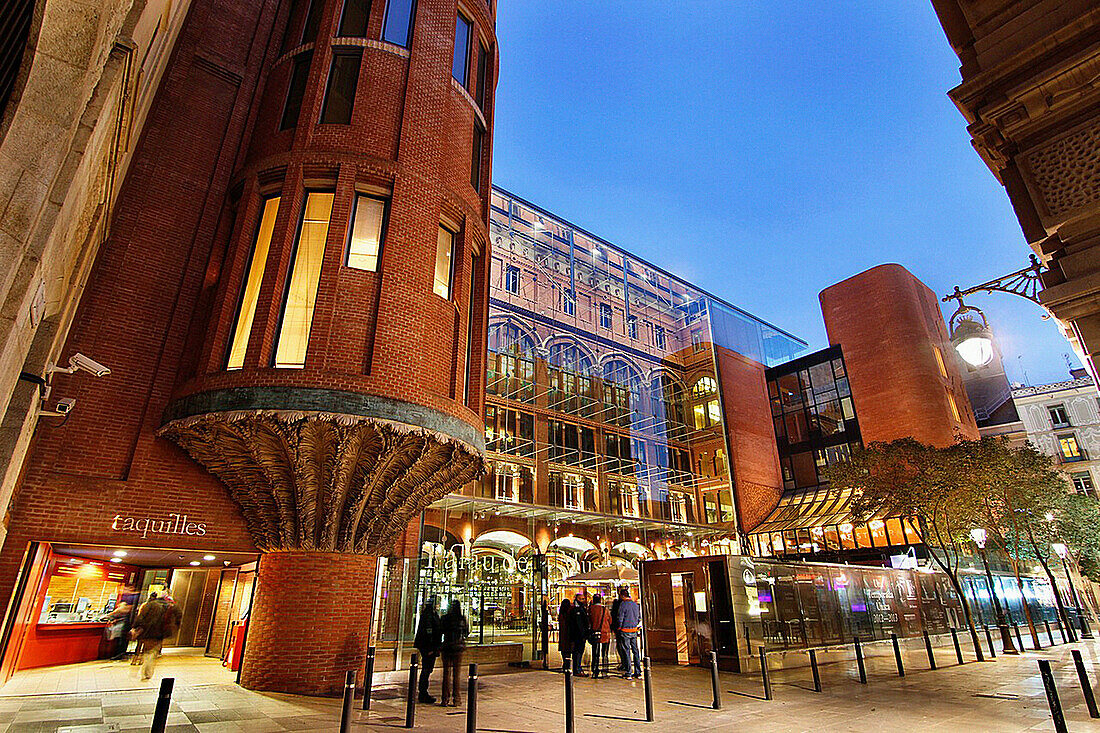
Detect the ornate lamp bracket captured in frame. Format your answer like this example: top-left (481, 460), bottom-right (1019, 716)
top-left (942, 254), bottom-right (1045, 308)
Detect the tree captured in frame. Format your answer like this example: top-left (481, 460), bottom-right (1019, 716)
top-left (825, 438), bottom-right (985, 655)
top-left (1020, 486), bottom-right (1100, 622)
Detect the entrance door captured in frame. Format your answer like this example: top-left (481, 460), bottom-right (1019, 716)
top-left (671, 573), bottom-right (701, 665)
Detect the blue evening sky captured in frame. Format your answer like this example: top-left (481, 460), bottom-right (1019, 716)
top-left (490, 2), bottom-right (1076, 386)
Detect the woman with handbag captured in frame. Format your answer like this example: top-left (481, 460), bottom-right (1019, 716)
top-left (588, 594), bottom-right (612, 678)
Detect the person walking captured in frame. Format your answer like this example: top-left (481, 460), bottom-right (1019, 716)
top-left (439, 600), bottom-right (469, 707)
top-left (106, 582), bottom-right (138, 660)
top-left (588, 594), bottom-right (612, 678)
top-left (615, 587), bottom-right (642, 679)
top-left (570, 593), bottom-right (591, 677)
top-left (414, 598), bottom-right (442, 703)
top-left (130, 593), bottom-right (182, 681)
top-left (557, 598), bottom-right (573, 672)
top-left (610, 587), bottom-right (625, 674)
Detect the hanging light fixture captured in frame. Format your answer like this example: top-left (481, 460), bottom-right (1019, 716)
top-left (946, 293), bottom-right (995, 367)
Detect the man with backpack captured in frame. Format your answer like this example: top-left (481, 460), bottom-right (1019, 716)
top-left (131, 593), bottom-right (182, 680)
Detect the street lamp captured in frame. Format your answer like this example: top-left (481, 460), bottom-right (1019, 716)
top-left (1052, 542), bottom-right (1094, 640)
top-left (969, 528), bottom-right (1017, 654)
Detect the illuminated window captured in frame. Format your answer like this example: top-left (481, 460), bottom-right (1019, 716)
top-left (320, 49), bottom-right (361, 124)
top-left (345, 194), bottom-right (386, 271)
top-left (692, 330), bottom-right (705, 353)
top-left (933, 345), bottom-right (948, 379)
top-left (452, 12), bottom-right (471, 87)
top-left (1059, 434), bottom-right (1083, 462)
top-left (692, 376), bottom-right (717, 398)
top-left (434, 225), bottom-right (455, 299)
top-left (338, 0), bottom-right (372, 37)
top-left (273, 192), bottom-right (333, 368)
top-left (947, 391), bottom-right (961, 422)
top-left (280, 51), bottom-right (312, 130)
top-left (382, 0), bottom-right (416, 47)
top-left (226, 197), bottom-right (280, 370)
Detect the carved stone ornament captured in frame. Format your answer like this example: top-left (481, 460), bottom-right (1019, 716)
top-left (158, 410), bottom-right (484, 555)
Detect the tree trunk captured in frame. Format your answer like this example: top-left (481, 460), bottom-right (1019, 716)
top-left (942, 564), bottom-right (983, 656)
top-left (1012, 570), bottom-right (1041, 648)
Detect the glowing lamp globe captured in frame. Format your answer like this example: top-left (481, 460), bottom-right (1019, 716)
top-left (1052, 542), bottom-right (1068, 559)
top-left (951, 317), bottom-right (994, 367)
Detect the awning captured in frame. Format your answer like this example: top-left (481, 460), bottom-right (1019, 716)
top-left (563, 566), bottom-right (639, 584)
top-left (748, 485), bottom-right (890, 535)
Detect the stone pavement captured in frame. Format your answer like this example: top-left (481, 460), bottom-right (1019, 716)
top-left (1, 636), bottom-right (1098, 732)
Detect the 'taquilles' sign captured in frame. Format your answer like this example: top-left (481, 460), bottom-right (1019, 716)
top-left (111, 513), bottom-right (207, 539)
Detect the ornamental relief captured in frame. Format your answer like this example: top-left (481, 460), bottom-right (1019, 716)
top-left (1023, 124), bottom-right (1100, 219)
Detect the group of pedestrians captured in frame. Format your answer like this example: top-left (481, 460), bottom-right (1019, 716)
top-left (413, 598), bottom-right (470, 707)
top-left (558, 586), bottom-right (642, 679)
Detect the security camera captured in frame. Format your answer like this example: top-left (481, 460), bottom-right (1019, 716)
top-left (68, 353), bottom-right (110, 377)
top-left (55, 397), bottom-right (76, 414)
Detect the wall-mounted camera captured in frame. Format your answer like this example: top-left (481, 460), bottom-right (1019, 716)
top-left (47, 352), bottom-right (111, 378)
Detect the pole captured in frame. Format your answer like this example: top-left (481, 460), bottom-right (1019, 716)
top-left (150, 677), bottom-right (174, 733)
top-left (340, 670), bottom-right (356, 733)
top-left (564, 667), bottom-right (575, 733)
top-left (853, 637), bottom-right (866, 684)
top-left (363, 646), bottom-right (375, 710)
top-left (643, 657), bottom-right (654, 722)
top-left (979, 545), bottom-right (1017, 654)
top-left (1063, 555), bottom-right (1094, 639)
top-left (541, 601), bottom-right (550, 669)
top-left (1038, 659), bottom-right (1069, 733)
top-left (744, 622), bottom-right (751, 658)
top-left (1013, 622), bottom-right (1025, 652)
top-left (1045, 619), bottom-right (1055, 646)
top-left (809, 648), bottom-right (821, 692)
top-left (923, 629), bottom-right (937, 670)
top-left (405, 653), bottom-right (418, 729)
top-left (709, 650), bottom-right (721, 709)
top-left (759, 646), bottom-right (772, 700)
top-left (466, 663), bottom-right (478, 733)
top-left (983, 625), bottom-right (996, 659)
top-left (1071, 649), bottom-right (1100, 719)
top-left (891, 633), bottom-right (905, 677)
top-left (950, 627), bottom-right (964, 665)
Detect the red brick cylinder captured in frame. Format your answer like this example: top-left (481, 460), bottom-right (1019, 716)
top-left (240, 551), bottom-right (376, 696)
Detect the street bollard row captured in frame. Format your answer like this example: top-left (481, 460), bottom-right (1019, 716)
top-left (151, 678), bottom-right (174, 733)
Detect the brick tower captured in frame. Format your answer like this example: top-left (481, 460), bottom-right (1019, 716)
top-left (0, 0), bottom-right (496, 696)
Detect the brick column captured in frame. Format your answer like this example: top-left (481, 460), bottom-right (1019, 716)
top-left (240, 552), bottom-right (376, 696)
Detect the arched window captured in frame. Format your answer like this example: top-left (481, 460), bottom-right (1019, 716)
top-left (692, 376), bottom-right (717, 398)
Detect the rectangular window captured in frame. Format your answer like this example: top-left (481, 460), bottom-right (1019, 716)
top-left (599, 303), bottom-right (612, 329)
top-left (226, 197), bottom-right (280, 369)
top-left (562, 288), bottom-right (574, 316)
top-left (382, 0), bottom-right (416, 47)
top-left (280, 51), bottom-right (313, 130)
top-left (434, 225), bottom-right (455, 299)
top-left (654, 325), bottom-right (666, 350)
top-left (692, 330), bottom-right (705, 353)
top-left (452, 12), bottom-right (471, 86)
top-left (933, 345), bottom-right (948, 379)
top-left (1048, 404), bottom-right (1070, 428)
top-left (947, 391), bottom-right (961, 423)
top-left (503, 264), bottom-right (519, 294)
top-left (475, 41), bottom-right (489, 108)
top-left (1071, 472), bottom-right (1095, 497)
top-left (346, 194), bottom-right (386, 271)
top-left (338, 0), bottom-right (372, 37)
top-left (627, 316), bottom-right (637, 340)
top-left (274, 192), bottom-right (334, 368)
top-left (320, 50), bottom-right (361, 124)
top-left (301, 0), bottom-right (324, 44)
top-left (470, 123), bottom-right (484, 192)
top-left (1059, 433), bottom-right (1083, 462)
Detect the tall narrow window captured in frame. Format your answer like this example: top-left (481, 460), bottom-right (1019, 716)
top-left (320, 50), bottom-right (362, 124)
top-left (627, 316), bottom-right (637, 340)
top-left (599, 303), bottom-right (611, 329)
top-left (654, 325), bottom-right (666, 350)
top-left (346, 194), bottom-right (386, 270)
top-left (281, 51), bottom-right (313, 130)
top-left (382, 0), bottom-right (416, 47)
top-left (933, 345), bottom-right (948, 379)
top-left (946, 391), bottom-right (961, 423)
top-left (434, 225), bottom-right (455, 299)
top-left (475, 41), bottom-right (489, 108)
top-left (338, 0), bottom-right (372, 37)
top-left (452, 12), bottom-right (471, 87)
top-left (301, 0), bottom-right (324, 45)
top-left (503, 264), bottom-right (519, 294)
top-left (274, 192), bottom-right (334, 368)
top-left (226, 197), bottom-right (281, 370)
top-left (562, 288), bottom-right (574, 316)
top-left (281, 0), bottom-right (304, 52)
top-left (471, 123), bottom-right (484, 192)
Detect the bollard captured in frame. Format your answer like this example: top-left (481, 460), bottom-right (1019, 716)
top-left (150, 677), bottom-right (174, 733)
top-left (891, 633), bottom-right (905, 677)
top-left (853, 637), bottom-right (867, 684)
top-left (710, 650), bottom-right (722, 709)
top-left (363, 645), bottom-right (375, 710)
top-left (809, 649), bottom-right (822, 692)
top-left (983, 625), bottom-right (996, 659)
top-left (564, 667), bottom-right (575, 733)
top-left (1045, 619), bottom-right (1055, 646)
top-left (923, 629), bottom-right (937, 670)
top-left (758, 647), bottom-right (773, 700)
top-left (744, 623), bottom-right (752, 658)
top-left (340, 670), bottom-right (356, 733)
top-left (405, 653), bottom-right (418, 729)
top-left (643, 657), bottom-right (654, 722)
top-left (1056, 619), bottom-right (1067, 645)
top-left (1072, 649), bottom-right (1100, 719)
top-left (1038, 659), bottom-right (1069, 733)
top-left (466, 663), bottom-right (478, 733)
top-left (1014, 622), bottom-right (1025, 652)
top-left (950, 627), bottom-right (964, 665)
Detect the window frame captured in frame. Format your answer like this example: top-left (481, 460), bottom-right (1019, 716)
top-left (344, 192), bottom-right (388, 271)
top-left (337, 0), bottom-right (372, 37)
top-left (280, 51), bottom-right (314, 131)
top-left (319, 48), bottom-right (363, 125)
top-left (1048, 404), bottom-right (1071, 428)
top-left (433, 224), bottom-right (456, 300)
top-left (225, 195), bottom-right (281, 370)
top-left (381, 0), bottom-right (417, 47)
top-left (471, 122), bottom-right (484, 192)
top-left (452, 10), bottom-right (472, 88)
top-left (599, 303), bottom-right (612, 329)
top-left (503, 264), bottom-right (519, 294)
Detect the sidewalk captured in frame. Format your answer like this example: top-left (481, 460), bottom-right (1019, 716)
top-left (0, 637), bottom-right (1097, 731)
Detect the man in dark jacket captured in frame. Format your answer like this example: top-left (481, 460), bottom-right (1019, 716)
top-left (414, 598), bottom-right (442, 703)
top-left (609, 589), bottom-right (625, 673)
top-left (439, 601), bottom-right (469, 707)
top-left (131, 593), bottom-right (182, 680)
top-left (570, 594), bottom-right (591, 676)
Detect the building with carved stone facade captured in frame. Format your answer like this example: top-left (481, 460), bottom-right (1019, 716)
top-left (931, 1), bottom-right (1100, 378)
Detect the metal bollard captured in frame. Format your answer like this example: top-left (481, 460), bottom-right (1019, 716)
top-left (983, 624), bottom-right (996, 659)
top-left (363, 646), bottom-right (375, 710)
top-left (1038, 659), bottom-right (1069, 733)
top-left (1072, 649), bottom-right (1100, 719)
top-left (853, 637), bottom-right (867, 684)
top-left (405, 653), bottom-right (418, 729)
top-left (564, 667), bottom-right (575, 733)
top-left (1045, 619), bottom-right (1055, 646)
top-left (709, 650), bottom-right (722, 709)
top-left (340, 670), bottom-right (356, 733)
top-left (1057, 619), bottom-right (1067, 644)
top-left (950, 627), bottom-right (964, 665)
top-left (744, 623), bottom-right (752, 657)
top-left (643, 656), bottom-right (654, 722)
top-left (809, 649), bottom-right (822, 692)
top-left (150, 677), bottom-right (174, 733)
top-left (466, 663), bottom-right (478, 733)
top-left (1014, 622), bottom-right (1025, 652)
top-left (923, 629), bottom-right (937, 670)
top-left (891, 633), bottom-right (905, 677)
top-left (759, 646), bottom-right (773, 700)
